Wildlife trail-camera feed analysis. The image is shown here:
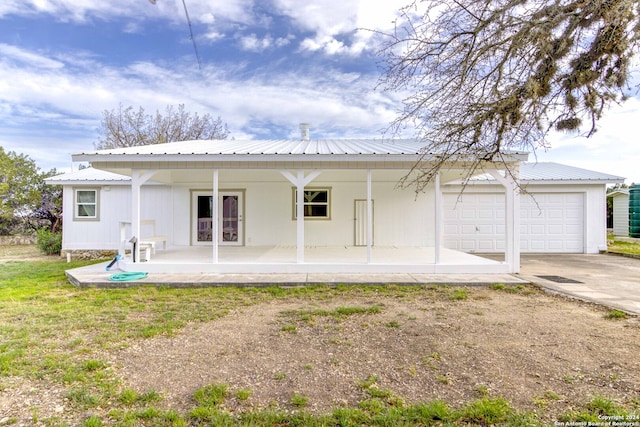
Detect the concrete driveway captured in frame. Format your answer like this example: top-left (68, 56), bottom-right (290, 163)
top-left (518, 253), bottom-right (640, 315)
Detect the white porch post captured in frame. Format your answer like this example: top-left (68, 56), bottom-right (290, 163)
top-left (212, 169), bottom-right (219, 264)
top-left (510, 169), bottom-right (521, 273)
top-left (130, 169), bottom-right (155, 263)
top-left (366, 169), bottom-right (372, 263)
top-left (488, 166), bottom-right (521, 273)
top-left (279, 170), bottom-right (322, 264)
top-left (296, 171), bottom-right (305, 263)
top-left (434, 171), bottom-right (441, 264)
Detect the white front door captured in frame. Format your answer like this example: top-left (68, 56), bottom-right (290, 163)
top-left (354, 199), bottom-right (374, 246)
top-left (192, 191), bottom-right (244, 246)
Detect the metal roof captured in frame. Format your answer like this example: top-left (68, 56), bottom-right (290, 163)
top-left (607, 189), bottom-right (629, 198)
top-left (520, 162), bottom-right (624, 182)
top-left (73, 138), bottom-right (528, 160)
top-left (463, 162), bottom-right (625, 184)
top-left (45, 167), bottom-right (131, 184)
top-left (76, 139), bottom-right (441, 156)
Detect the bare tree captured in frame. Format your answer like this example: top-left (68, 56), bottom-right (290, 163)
top-left (95, 104), bottom-right (230, 149)
top-left (377, 0), bottom-right (640, 191)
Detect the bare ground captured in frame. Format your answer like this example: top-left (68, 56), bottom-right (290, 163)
top-left (105, 289), bottom-right (639, 419)
top-left (1, 280), bottom-right (639, 425)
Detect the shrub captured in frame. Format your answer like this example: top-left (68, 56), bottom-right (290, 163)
top-left (36, 228), bottom-right (62, 255)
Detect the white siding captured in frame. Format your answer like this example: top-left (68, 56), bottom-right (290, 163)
top-left (61, 185), bottom-right (172, 250)
top-left (612, 194), bottom-right (629, 237)
top-left (167, 170), bottom-right (435, 248)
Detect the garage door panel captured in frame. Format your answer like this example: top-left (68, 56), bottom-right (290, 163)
top-left (530, 240), bottom-right (547, 250)
top-left (547, 224), bottom-right (564, 234)
top-left (461, 224), bottom-right (477, 234)
top-left (547, 209), bottom-right (564, 219)
top-left (478, 240), bottom-right (495, 250)
top-left (444, 192), bottom-right (584, 253)
top-left (566, 224), bottom-right (582, 234)
top-left (461, 208), bottom-right (477, 219)
top-left (529, 224), bottom-right (545, 235)
top-left (476, 224), bottom-right (495, 234)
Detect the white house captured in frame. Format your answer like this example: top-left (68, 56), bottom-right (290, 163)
top-left (46, 136), bottom-right (623, 275)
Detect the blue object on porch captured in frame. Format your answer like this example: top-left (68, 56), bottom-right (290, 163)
top-left (108, 272), bottom-right (148, 282)
top-left (105, 254), bottom-right (122, 271)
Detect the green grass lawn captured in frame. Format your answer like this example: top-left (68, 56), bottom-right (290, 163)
top-left (608, 238), bottom-right (640, 255)
top-left (1, 256), bottom-right (637, 426)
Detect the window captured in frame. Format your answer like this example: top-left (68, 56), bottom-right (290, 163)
top-left (292, 187), bottom-right (331, 219)
top-left (74, 189), bottom-right (99, 220)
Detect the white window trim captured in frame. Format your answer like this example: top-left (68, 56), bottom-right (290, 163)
top-left (73, 188), bottom-right (100, 221)
top-left (292, 187), bottom-right (331, 220)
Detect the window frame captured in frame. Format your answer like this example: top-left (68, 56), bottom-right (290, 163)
top-left (292, 187), bottom-right (331, 220)
top-left (73, 188), bottom-right (100, 221)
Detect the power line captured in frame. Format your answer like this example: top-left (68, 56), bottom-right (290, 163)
top-left (148, 0), bottom-right (202, 70)
top-left (180, 0), bottom-right (202, 70)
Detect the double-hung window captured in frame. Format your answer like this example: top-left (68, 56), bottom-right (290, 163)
top-left (74, 189), bottom-right (99, 220)
top-left (292, 187), bottom-right (331, 220)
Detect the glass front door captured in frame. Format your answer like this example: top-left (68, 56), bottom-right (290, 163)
top-left (221, 194), bottom-right (240, 243)
top-left (192, 191), bottom-right (243, 246)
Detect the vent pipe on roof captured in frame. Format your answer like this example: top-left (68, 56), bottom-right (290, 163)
top-left (299, 123), bottom-right (310, 141)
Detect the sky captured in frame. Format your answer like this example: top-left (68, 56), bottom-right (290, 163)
top-left (0, 0), bottom-right (638, 184)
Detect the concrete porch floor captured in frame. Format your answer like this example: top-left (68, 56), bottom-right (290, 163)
top-left (66, 245), bottom-right (526, 287)
top-left (141, 245), bottom-right (497, 264)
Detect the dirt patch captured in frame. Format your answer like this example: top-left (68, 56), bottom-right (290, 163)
top-left (1, 285), bottom-right (638, 424)
top-left (106, 287), bottom-right (639, 420)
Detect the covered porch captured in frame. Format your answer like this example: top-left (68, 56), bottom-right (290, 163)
top-left (73, 138), bottom-right (527, 275)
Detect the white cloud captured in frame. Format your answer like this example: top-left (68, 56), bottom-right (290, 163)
top-left (0, 44), bottom-right (64, 69)
top-left (0, 42), bottom-right (398, 170)
top-left (537, 99), bottom-right (640, 184)
top-left (239, 34), bottom-right (272, 51)
top-left (274, 0), bottom-right (406, 55)
top-left (0, 0), bottom-right (255, 26)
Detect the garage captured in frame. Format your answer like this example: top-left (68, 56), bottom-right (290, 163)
top-left (443, 192), bottom-right (585, 253)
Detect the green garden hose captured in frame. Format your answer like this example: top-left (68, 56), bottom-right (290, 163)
top-left (108, 272), bottom-right (148, 282)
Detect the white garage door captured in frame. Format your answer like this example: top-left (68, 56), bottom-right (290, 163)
top-left (444, 192), bottom-right (584, 253)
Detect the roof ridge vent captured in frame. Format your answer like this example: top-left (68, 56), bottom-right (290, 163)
top-left (299, 123), bottom-right (311, 141)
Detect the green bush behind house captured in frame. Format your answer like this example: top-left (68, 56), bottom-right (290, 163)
top-left (37, 228), bottom-right (62, 255)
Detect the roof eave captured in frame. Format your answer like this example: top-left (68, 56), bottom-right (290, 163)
top-left (72, 152), bottom-right (529, 165)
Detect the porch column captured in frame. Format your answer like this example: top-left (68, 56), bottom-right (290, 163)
top-left (130, 169), bottom-right (155, 264)
top-left (279, 170), bottom-right (322, 263)
top-left (434, 171), bottom-right (441, 264)
top-left (212, 169), bottom-right (219, 263)
top-left (367, 169), bottom-right (372, 263)
top-left (488, 166), bottom-right (521, 273)
top-left (296, 171), bottom-right (305, 263)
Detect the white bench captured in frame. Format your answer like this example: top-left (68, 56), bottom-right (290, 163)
top-left (119, 219), bottom-right (168, 258)
top-left (139, 220), bottom-right (168, 254)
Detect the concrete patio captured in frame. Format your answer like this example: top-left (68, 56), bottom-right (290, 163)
top-left (94, 245), bottom-right (513, 274)
top-left (65, 245), bottom-right (524, 287)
